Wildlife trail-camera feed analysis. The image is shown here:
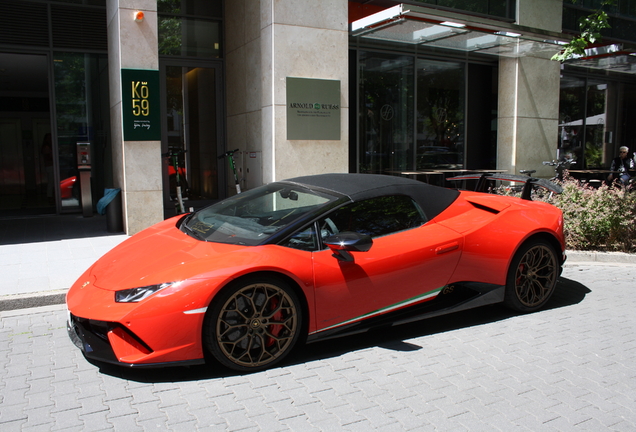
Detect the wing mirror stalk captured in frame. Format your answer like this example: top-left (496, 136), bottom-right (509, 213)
top-left (324, 232), bottom-right (373, 262)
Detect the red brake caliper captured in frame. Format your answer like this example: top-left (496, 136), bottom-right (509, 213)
top-left (266, 296), bottom-right (282, 347)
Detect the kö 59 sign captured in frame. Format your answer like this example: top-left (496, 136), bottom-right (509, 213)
top-left (132, 81), bottom-right (150, 116)
top-left (122, 69), bottom-right (160, 141)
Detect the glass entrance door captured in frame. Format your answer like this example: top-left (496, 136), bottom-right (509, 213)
top-left (0, 52), bottom-right (53, 217)
top-left (161, 62), bottom-right (224, 216)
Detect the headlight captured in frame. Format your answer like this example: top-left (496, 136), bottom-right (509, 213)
top-left (115, 282), bottom-right (174, 303)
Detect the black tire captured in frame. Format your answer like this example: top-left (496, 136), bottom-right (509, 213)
top-left (504, 240), bottom-right (559, 313)
top-left (203, 276), bottom-right (303, 372)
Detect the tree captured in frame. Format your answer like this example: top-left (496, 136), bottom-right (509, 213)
top-left (552, 0), bottom-right (617, 62)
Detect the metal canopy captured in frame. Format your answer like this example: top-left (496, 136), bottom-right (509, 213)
top-left (350, 4), bottom-right (569, 59)
top-left (565, 44), bottom-right (636, 75)
top-left (570, 53), bottom-right (636, 74)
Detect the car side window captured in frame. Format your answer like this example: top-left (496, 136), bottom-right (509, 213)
top-left (278, 222), bottom-right (319, 251)
top-left (279, 195), bottom-right (426, 251)
top-left (320, 195), bottom-right (426, 241)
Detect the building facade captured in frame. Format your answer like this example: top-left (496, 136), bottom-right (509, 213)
top-left (1, 0), bottom-right (634, 234)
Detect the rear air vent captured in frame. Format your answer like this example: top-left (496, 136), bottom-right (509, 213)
top-left (465, 196), bottom-right (511, 213)
top-left (469, 202), bottom-right (499, 214)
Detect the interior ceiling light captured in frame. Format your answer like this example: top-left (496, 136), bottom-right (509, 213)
top-left (496, 31), bottom-right (521, 37)
top-left (466, 34), bottom-right (500, 50)
top-left (413, 25), bottom-right (465, 42)
top-left (440, 21), bottom-right (465, 28)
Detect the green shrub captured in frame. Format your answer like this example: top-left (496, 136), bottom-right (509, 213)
top-left (541, 177), bottom-right (636, 252)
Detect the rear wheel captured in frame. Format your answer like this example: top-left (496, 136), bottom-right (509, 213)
top-left (504, 240), bottom-right (558, 313)
top-left (203, 276), bottom-right (302, 372)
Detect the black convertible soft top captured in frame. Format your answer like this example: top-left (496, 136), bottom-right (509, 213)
top-left (283, 173), bottom-right (460, 221)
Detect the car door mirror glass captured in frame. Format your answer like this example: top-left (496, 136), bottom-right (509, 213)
top-left (324, 232), bottom-right (373, 262)
top-left (324, 232), bottom-right (373, 251)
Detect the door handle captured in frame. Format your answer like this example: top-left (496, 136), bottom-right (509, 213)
top-left (435, 242), bottom-right (459, 255)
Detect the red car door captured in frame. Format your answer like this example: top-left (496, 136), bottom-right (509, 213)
top-left (312, 220), bottom-right (463, 333)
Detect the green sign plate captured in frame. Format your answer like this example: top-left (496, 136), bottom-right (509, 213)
top-left (122, 69), bottom-right (161, 141)
top-left (287, 77), bottom-right (341, 140)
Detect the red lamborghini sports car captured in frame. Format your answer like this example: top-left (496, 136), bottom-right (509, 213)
top-left (67, 173), bottom-right (565, 372)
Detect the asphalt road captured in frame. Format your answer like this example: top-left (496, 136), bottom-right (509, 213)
top-left (1, 262), bottom-right (635, 431)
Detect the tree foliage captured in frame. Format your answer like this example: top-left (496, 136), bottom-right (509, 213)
top-left (552, 0), bottom-right (617, 62)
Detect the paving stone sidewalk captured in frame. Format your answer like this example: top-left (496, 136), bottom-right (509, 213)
top-left (1, 261), bottom-right (635, 431)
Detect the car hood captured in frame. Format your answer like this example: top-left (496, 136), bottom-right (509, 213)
top-left (86, 218), bottom-right (253, 291)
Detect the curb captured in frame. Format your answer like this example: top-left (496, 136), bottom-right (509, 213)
top-left (1, 251), bottom-right (635, 313)
top-left (0, 290), bottom-right (67, 312)
top-left (565, 250), bottom-right (636, 264)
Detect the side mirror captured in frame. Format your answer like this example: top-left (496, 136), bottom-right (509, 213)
top-left (324, 232), bottom-right (373, 262)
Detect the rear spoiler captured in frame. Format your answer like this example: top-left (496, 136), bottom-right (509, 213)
top-left (446, 173), bottom-right (563, 201)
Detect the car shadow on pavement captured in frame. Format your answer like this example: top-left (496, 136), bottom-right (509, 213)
top-left (295, 276), bottom-right (590, 364)
top-left (92, 276), bottom-right (590, 383)
top-left (90, 359), bottom-right (230, 382)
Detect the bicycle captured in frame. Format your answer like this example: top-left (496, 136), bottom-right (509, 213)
top-left (218, 148), bottom-right (242, 194)
top-left (542, 157), bottom-right (576, 182)
top-left (162, 148), bottom-right (189, 214)
top-left (509, 158), bottom-right (576, 199)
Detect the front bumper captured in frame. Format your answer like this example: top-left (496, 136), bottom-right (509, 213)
top-left (67, 313), bottom-right (204, 368)
top-left (68, 313), bottom-right (123, 364)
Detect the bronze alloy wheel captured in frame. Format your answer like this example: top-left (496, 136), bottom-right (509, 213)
top-left (205, 278), bottom-right (301, 371)
top-left (505, 241), bottom-right (558, 312)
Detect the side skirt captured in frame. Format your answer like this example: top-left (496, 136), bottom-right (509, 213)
top-left (306, 282), bottom-right (505, 343)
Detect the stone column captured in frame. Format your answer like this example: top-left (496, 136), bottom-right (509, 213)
top-left (226, 0), bottom-right (349, 187)
top-left (497, 0), bottom-right (563, 177)
top-left (107, 0), bottom-right (163, 235)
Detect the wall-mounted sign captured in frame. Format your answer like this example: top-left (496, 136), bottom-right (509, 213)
top-left (121, 69), bottom-right (160, 141)
top-left (286, 77), bottom-right (340, 140)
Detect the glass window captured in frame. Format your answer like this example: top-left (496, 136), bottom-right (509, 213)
top-left (414, 0), bottom-right (514, 19)
top-left (319, 195), bottom-right (426, 241)
top-left (279, 223), bottom-right (320, 251)
top-left (159, 16), bottom-right (222, 58)
top-left (558, 75), bottom-right (585, 165)
top-left (164, 65), bottom-right (220, 201)
top-left (158, 0), bottom-right (222, 17)
top-left (623, 84), bottom-right (636, 153)
top-left (50, 0), bottom-right (106, 5)
top-left (183, 183), bottom-right (337, 245)
top-left (416, 59), bottom-right (465, 170)
top-left (281, 195), bottom-right (426, 251)
top-left (53, 52), bottom-right (111, 210)
top-left (359, 52), bottom-right (414, 174)
top-left (584, 80), bottom-right (609, 169)
top-left (558, 75), bottom-right (615, 169)
top-left (357, 52), bottom-right (468, 174)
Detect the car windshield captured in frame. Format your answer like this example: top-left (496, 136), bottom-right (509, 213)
top-left (182, 183), bottom-right (337, 245)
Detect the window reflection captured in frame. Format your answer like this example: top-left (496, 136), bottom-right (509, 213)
top-left (416, 60), bottom-right (465, 170)
top-left (558, 75), bottom-right (614, 169)
top-left (359, 52), bottom-right (414, 174)
top-left (358, 52), bottom-right (466, 174)
top-left (321, 195), bottom-right (426, 239)
top-left (53, 52), bottom-right (110, 210)
top-left (158, 16), bottom-right (221, 58)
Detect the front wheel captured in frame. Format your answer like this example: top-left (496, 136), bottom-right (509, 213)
top-left (504, 240), bottom-right (559, 313)
top-left (203, 276), bottom-right (303, 372)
